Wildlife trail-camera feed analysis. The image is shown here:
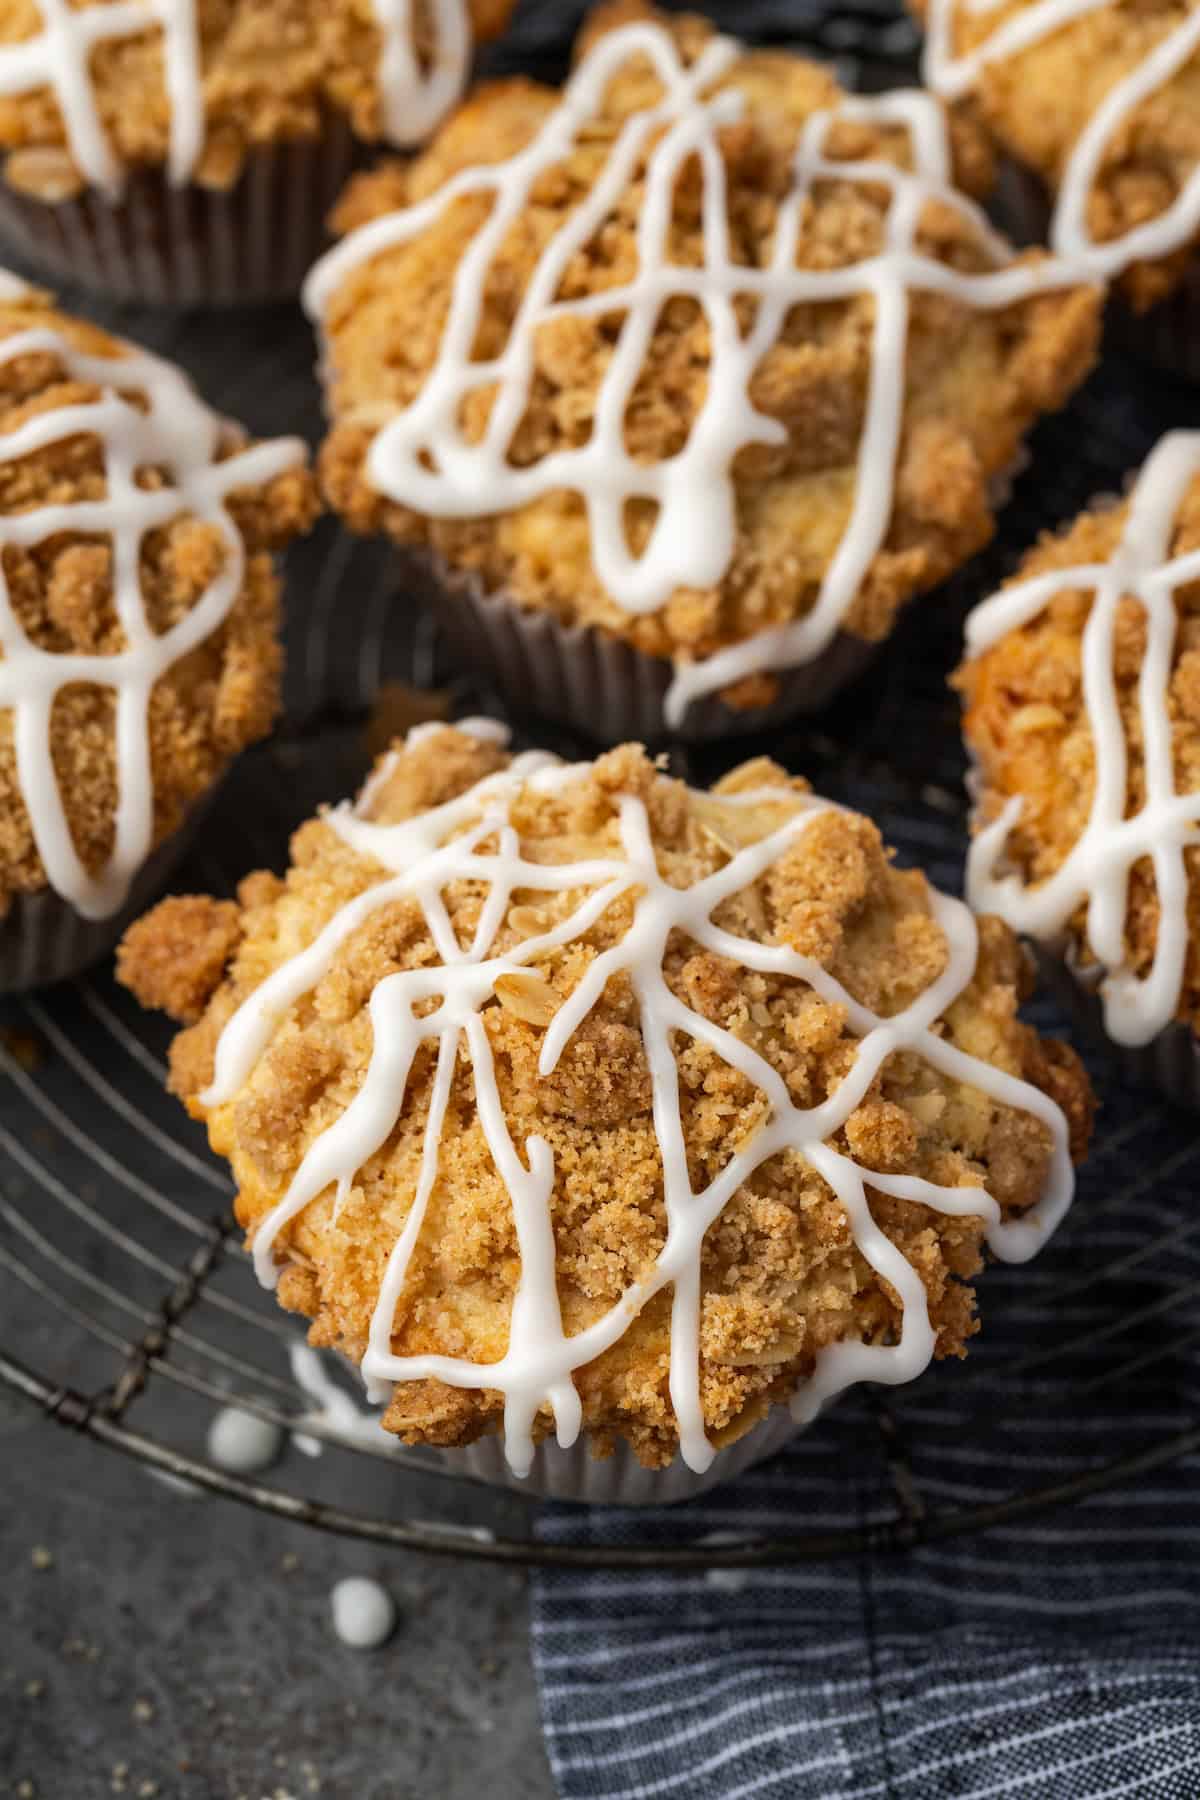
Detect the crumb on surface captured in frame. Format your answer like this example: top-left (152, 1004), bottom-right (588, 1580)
top-left (0, 1025), bottom-right (40, 1068)
top-left (957, 470), bottom-right (1200, 1032)
top-left (121, 725), bottom-right (1094, 1466)
top-left (0, 0), bottom-right (515, 194)
top-left (317, 0), bottom-right (1100, 699)
top-left (0, 286), bottom-right (318, 904)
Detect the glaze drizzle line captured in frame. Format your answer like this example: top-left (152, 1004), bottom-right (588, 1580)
top-left (0, 0), bottom-right (471, 194)
top-left (371, 0), bottom-right (472, 149)
top-left (204, 725), bottom-right (1076, 1475)
top-left (967, 430), bottom-right (1200, 1047)
top-left (923, 0), bottom-right (1200, 275)
top-left (305, 21), bottom-right (1093, 726)
top-left (0, 320), bottom-right (304, 919)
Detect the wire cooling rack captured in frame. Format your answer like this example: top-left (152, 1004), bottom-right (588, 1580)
top-left (3, 10), bottom-right (1200, 1568)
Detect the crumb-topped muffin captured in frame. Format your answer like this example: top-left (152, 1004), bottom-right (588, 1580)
top-left (957, 430), bottom-right (1200, 1105)
top-left (0, 0), bottom-right (515, 304)
top-left (917, 0), bottom-right (1200, 368)
top-left (0, 277), bottom-right (317, 989)
top-left (119, 722), bottom-right (1092, 1495)
top-left (306, 0), bottom-right (1101, 741)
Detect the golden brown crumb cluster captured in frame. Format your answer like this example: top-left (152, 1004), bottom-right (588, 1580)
top-left (0, 286), bottom-right (318, 905)
top-left (915, 0), bottom-right (1200, 309)
top-left (316, 1), bottom-right (1099, 701)
top-left (120, 727), bottom-right (1092, 1467)
top-left (956, 476), bottom-right (1200, 1031)
top-left (0, 0), bottom-right (514, 196)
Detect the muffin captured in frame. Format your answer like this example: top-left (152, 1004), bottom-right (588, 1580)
top-left (917, 0), bottom-right (1200, 373)
top-left (304, 0), bottom-right (1102, 744)
top-left (957, 430), bottom-right (1200, 1107)
top-left (0, 278), bottom-right (317, 991)
top-left (118, 721), bottom-right (1093, 1502)
top-left (0, 0), bottom-right (514, 305)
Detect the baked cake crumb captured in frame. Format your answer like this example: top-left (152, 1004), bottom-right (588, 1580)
top-left (0, 0), bottom-right (516, 195)
top-left (122, 726), bottom-right (1093, 1467)
top-left (957, 446), bottom-right (1200, 1033)
top-left (0, 285), bottom-right (318, 906)
top-left (314, 1), bottom-right (1100, 693)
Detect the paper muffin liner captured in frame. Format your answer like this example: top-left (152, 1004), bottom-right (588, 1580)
top-left (402, 1403), bottom-right (807, 1506)
top-left (1034, 941), bottom-right (1200, 1112)
top-left (988, 156), bottom-right (1200, 384)
top-left (405, 553), bottom-right (880, 745)
top-left (0, 793), bottom-right (215, 993)
top-left (1109, 262), bottom-right (1200, 386)
top-left (0, 118), bottom-right (359, 307)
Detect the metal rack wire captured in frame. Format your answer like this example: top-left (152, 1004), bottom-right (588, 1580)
top-left (4, 509), bottom-right (1200, 1565)
top-left (3, 16), bottom-right (1200, 1566)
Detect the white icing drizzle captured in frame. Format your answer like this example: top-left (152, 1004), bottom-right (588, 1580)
top-left (923, 0), bottom-right (1200, 275)
top-left (304, 21), bottom-right (1094, 726)
top-left (0, 0), bottom-right (471, 195)
top-left (203, 725), bottom-right (1075, 1475)
top-left (0, 321), bottom-right (304, 920)
top-left (288, 1341), bottom-right (394, 1456)
top-left (0, 0), bottom-right (203, 196)
top-left (966, 430), bottom-right (1200, 1047)
top-left (369, 0), bottom-right (472, 149)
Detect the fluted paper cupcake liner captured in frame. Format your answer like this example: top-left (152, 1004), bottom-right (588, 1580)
top-left (1110, 262), bottom-right (1200, 386)
top-left (410, 553), bottom-right (880, 745)
top-left (0, 119), bottom-right (359, 307)
top-left (988, 158), bottom-right (1200, 384)
top-left (1035, 941), bottom-right (1200, 1112)
top-left (0, 794), bottom-right (214, 992)
top-left (401, 1402), bottom-right (806, 1505)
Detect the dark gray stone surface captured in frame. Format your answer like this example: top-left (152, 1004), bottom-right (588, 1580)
top-left (0, 1388), bottom-right (555, 1800)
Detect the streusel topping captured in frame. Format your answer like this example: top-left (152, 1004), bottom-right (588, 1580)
top-left (0, 283), bottom-right (317, 913)
top-left (920, 0), bottom-right (1200, 308)
top-left (959, 431), bottom-right (1200, 1040)
top-left (311, 1), bottom-right (1099, 718)
top-left (0, 0), bottom-right (514, 197)
top-left (120, 725), bottom-right (1092, 1469)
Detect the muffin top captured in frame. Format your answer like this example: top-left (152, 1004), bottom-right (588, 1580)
top-left (119, 723), bottom-right (1092, 1471)
top-left (0, 0), bottom-right (514, 199)
top-left (919, 0), bottom-right (1200, 308)
top-left (307, 1), bottom-right (1100, 725)
top-left (0, 279), bottom-right (317, 921)
top-left (957, 431), bottom-right (1200, 1044)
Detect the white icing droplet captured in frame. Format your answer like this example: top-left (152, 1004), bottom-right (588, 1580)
top-left (206, 1406), bottom-right (285, 1475)
top-left (0, 0), bottom-right (471, 194)
top-left (330, 1576), bottom-right (397, 1650)
top-left (923, 0), bottom-right (1200, 276)
top-left (966, 429), bottom-right (1200, 1047)
top-left (0, 322), bottom-right (304, 919)
top-left (206, 728), bottom-right (1076, 1476)
top-left (304, 21), bottom-right (1095, 721)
